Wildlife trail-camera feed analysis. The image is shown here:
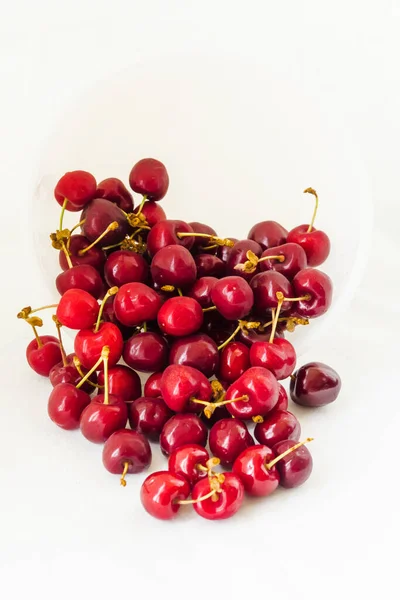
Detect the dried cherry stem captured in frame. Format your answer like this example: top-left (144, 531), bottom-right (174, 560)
top-left (94, 287), bottom-right (118, 333)
top-left (192, 395), bottom-right (249, 419)
top-left (176, 232), bottom-right (234, 247)
top-left (217, 320), bottom-right (261, 351)
top-left (72, 356), bottom-right (102, 389)
top-left (160, 285), bottom-right (175, 293)
top-left (52, 315), bottom-right (67, 367)
top-left (79, 222), bottom-right (119, 255)
top-left (59, 198), bottom-right (68, 231)
top-left (265, 437), bottom-right (314, 470)
top-left (269, 292), bottom-right (285, 343)
top-left (29, 304), bottom-right (58, 314)
top-left (120, 461), bottom-right (130, 487)
top-left (202, 306), bottom-right (217, 313)
top-left (304, 187), bottom-right (319, 232)
top-left (176, 475), bottom-right (223, 504)
top-left (60, 240), bottom-right (73, 269)
top-left (211, 380), bottom-right (226, 401)
top-left (252, 415), bottom-right (264, 424)
top-left (234, 250), bottom-right (284, 274)
top-left (76, 346), bottom-right (109, 389)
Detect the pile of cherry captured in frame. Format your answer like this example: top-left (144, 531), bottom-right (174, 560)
top-left (18, 158), bottom-right (341, 521)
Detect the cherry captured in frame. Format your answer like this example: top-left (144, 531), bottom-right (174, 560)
top-left (101, 297), bottom-right (133, 341)
top-left (238, 325), bottom-right (285, 347)
top-left (227, 239), bottom-right (263, 281)
top-left (168, 444), bottom-right (211, 487)
top-left (80, 394), bottom-right (128, 443)
top-left (59, 234), bottom-right (105, 272)
top-left (169, 333), bottom-right (219, 378)
top-left (274, 383), bottom-right (289, 412)
top-left (209, 418), bottom-right (253, 466)
top-left (160, 364), bottom-right (212, 412)
top-left (123, 331), bottom-right (168, 372)
top-left (96, 177), bottom-right (134, 213)
top-left (273, 439), bottom-right (313, 488)
top-left (218, 341), bottom-right (250, 383)
top-left (54, 170), bottom-right (96, 211)
top-left (104, 250), bottom-right (149, 287)
top-left (254, 410), bottom-right (301, 447)
top-left (199, 381), bottom-right (231, 427)
top-left (48, 383), bottom-right (91, 429)
top-left (56, 288), bottom-right (99, 330)
top-left (258, 243), bottom-right (307, 280)
top-left (82, 198), bottom-right (129, 246)
top-left (114, 282), bottom-right (162, 327)
top-left (102, 429), bottom-right (151, 485)
top-left (26, 335), bottom-right (62, 377)
top-left (232, 444), bottom-right (279, 497)
top-left (49, 353), bottom-right (97, 394)
top-left (160, 413), bottom-right (208, 456)
top-left (249, 338), bottom-right (296, 380)
top-left (292, 268), bottom-right (333, 318)
top-left (56, 264), bottom-right (104, 299)
top-left (129, 158), bottom-right (169, 201)
top-left (97, 365), bottom-right (141, 403)
top-left (132, 200), bottom-right (166, 227)
top-left (157, 296), bottom-right (203, 337)
top-left (188, 222), bottom-right (219, 254)
top-left (143, 372), bottom-right (163, 398)
top-left (286, 188), bottom-right (330, 267)
top-left (147, 220), bottom-right (194, 256)
top-left (251, 271), bottom-right (293, 315)
top-left (248, 220), bottom-right (288, 250)
top-left (225, 366), bottom-right (279, 419)
top-left (129, 397), bottom-right (172, 441)
top-left (74, 322), bottom-right (123, 370)
top-left (151, 245), bottom-right (197, 289)
top-left (187, 276), bottom-right (218, 308)
top-left (140, 471), bottom-right (190, 520)
top-left (290, 362), bottom-right (341, 407)
top-left (194, 254), bottom-right (225, 278)
top-left (217, 238), bottom-right (238, 263)
top-left (211, 276), bottom-right (253, 320)
top-left (191, 472), bottom-right (244, 520)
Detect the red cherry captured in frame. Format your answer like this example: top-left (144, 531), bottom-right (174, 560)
top-left (218, 342), bottom-right (250, 383)
top-left (97, 365), bottom-right (141, 403)
top-left (140, 471), bottom-right (190, 520)
top-left (232, 444), bottom-right (279, 497)
top-left (101, 297), bottom-right (133, 341)
top-left (211, 276), bottom-right (253, 320)
top-left (96, 178), bottom-right (134, 213)
top-left (248, 220), bottom-right (288, 250)
top-left (274, 383), bottom-right (289, 412)
top-left (74, 322), bottom-right (123, 370)
top-left (143, 372), bottom-right (163, 398)
top-left (81, 197), bottom-right (129, 247)
top-left (123, 331), bottom-right (168, 372)
top-left (160, 414), bottom-right (208, 456)
top-left (238, 325), bottom-right (285, 347)
top-left (209, 418), bottom-right (253, 466)
top-left (26, 335), bottom-right (62, 377)
top-left (187, 276), bottom-right (218, 308)
top-left (169, 333), bottom-right (219, 378)
top-left (129, 158), bottom-right (169, 201)
top-left (56, 289), bottom-right (99, 330)
top-left (133, 200), bottom-right (166, 226)
top-left (258, 242), bottom-right (307, 280)
top-left (151, 245), bottom-right (197, 289)
top-left (157, 296), bottom-right (203, 337)
top-left (250, 271), bottom-right (293, 314)
top-left (49, 353), bottom-right (97, 394)
top-left (54, 170), bottom-right (97, 211)
top-left (168, 444), bottom-right (210, 487)
top-left (129, 397), bottom-right (172, 441)
top-left (227, 240), bottom-right (263, 281)
top-left (292, 268), bottom-right (333, 318)
top-left (80, 394), bottom-right (128, 443)
top-left (48, 383), bottom-right (91, 429)
top-left (225, 366), bottom-right (279, 419)
top-left (194, 254), bottom-right (225, 278)
top-left (59, 235), bottom-right (105, 272)
top-left (102, 429), bottom-right (151, 484)
top-left (217, 238), bottom-right (239, 263)
top-left (160, 364), bottom-right (212, 412)
top-left (254, 410), bottom-right (301, 447)
top-left (290, 361), bottom-right (341, 407)
top-left (104, 250), bottom-right (149, 287)
top-left (249, 338), bottom-right (296, 380)
top-left (188, 222), bottom-right (217, 252)
top-left (146, 220), bottom-right (194, 256)
top-left (273, 439), bottom-right (313, 488)
top-left (55, 264), bottom-right (104, 299)
top-left (114, 282), bottom-right (162, 327)
top-left (191, 472), bottom-right (244, 520)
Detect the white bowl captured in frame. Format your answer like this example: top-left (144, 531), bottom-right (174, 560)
top-left (32, 54), bottom-right (372, 355)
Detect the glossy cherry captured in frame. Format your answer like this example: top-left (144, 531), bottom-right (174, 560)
top-left (129, 397), bottom-right (172, 441)
top-left (26, 335), bottom-right (62, 377)
top-left (157, 296), bottom-right (203, 337)
top-left (102, 429), bottom-right (151, 483)
top-left (168, 444), bottom-right (210, 487)
top-left (80, 394), bottom-right (128, 443)
top-left (55, 264), bottom-right (104, 299)
top-left (250, 271), bottom-right (293, 315)
top-left (160, 364), bottom-right (212, 412)
top-left (209, 418), bottom-right (253, 466)
top-left (233, 444), bottom-right (279, 497)
top-left (290, 361), bottom-right (341, 407)
top-left (169, 333), bottom-right (219, 378)
top-left (129, 158), bottom-right (169, 201)
top-left (188, 222), bottom-right (218, 253)
top-left (140, 471), bottom-right (190, 520)
top-left (225, 366), bottom-right (279, 419)
top-left (273, 439), bottom-right (313, 488)
top-left (56, 289), bottom-right (99, 330)
top-left (123, 331), bottom-right (168, 372)
top-left (143, 372), bottom-right (163, 398)
top-left (248, 220), bottom-right (288, 250)
top-left (96, 177), bottom-right (134, 213)
top-left (47, 383), bottom-right (91, 429)
top-left (82, 198), bottom-right (129, 246)
top-left (194, 254), bottom-right (225, 278)
top-left (59, 234), bottom-right (105, 272)
top-left (151, 245), bottom-right (197, 289)
top-left (254, 410), bottom-right (301, 447)
top-left (160, 413), bottom-right (208, 456)
top-left (259, 242), bottom-right (307, 280)
top-left (211, 276), bottom-right (253, 320)
top-left (274, 383), bottom-right (289, 412)
top-left (104, 250), bottom-right (149, 287)
top-left (218, 341), bottom-right (250, 383)
top-left (97, 365), bottom-right (141, 403)
top-left (132, 200), bottom-right (166, 227)
top-left (187, 276), bottom-right (218, 308)
top-left (74, 322), bottom-right (123, 370)
top-left (250, 338), bottom-right (296, 380)
top-left (114, 282), bottom-right (162, 327)
top-left (191, 472), bottom-right (244, 520)
top-left (292, 268), bottom-right (333, 318)
top-left (147, 220), bottom-right (194, 256)
top-left (227, 239), bottom-right (263, 281)
top-left (54, 170), bottom-right (96, 211)
top-left (49, 353), bottom-right (97, 394)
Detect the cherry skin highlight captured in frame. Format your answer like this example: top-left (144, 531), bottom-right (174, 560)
top-left (292, 268), bottom-right (333, 318)
top-left (140, 471), bottom-right (190, 520)
top-left (249, 338), bottom-right (296, 380)
top-left (47, 383), bottom-right (91, 429)
top-left (74, 322), bottom-right (123, 370)
top-left (54, 170), bottom-right (97, 211)
top-left (114, 282), bottom-right (162, 327)
top-left (102, 429), bottom-right (151, 476)
top-left (104, 250), bottom-right (149, 288)
top-left (157, 296), bottom-right (203, 337)
top-left (97, 365), bottom-right (141, 403)
top-left (160, 364), bottom-right (212, 412)
top-left (96, 177), bottom-right (134, 213)
top-left (80, 394), bottom-right (128, 443)
top-left (218, 342), bottom-right (250, 384)
top-left (290, 362), bottom-right (341, 407)
top-left (129, 158), bottom-right (169, 201)
top-left (160, 413), bottom-right (208, 456)
top-left (254, 410), bottom-right (301, 447)
top-left (169, 333), bottom-right (219, 378)
top-left (129, 397), bottom-right (172, 441)
top-left (225, 366), bottom-right (279, 419)
top-left (168, 444), bottom-right (210, 487)
top-left (150, 245), bottom-right (197, 289)
top-left (211, 276), bottom-right (254, 320)
top-left (56, 264), bottom-right (104, 299)
top-left (56, 289), bottom-right (99, 330)
top-left (26, 335), bottom-right (62, 377)
top-left (191, 473), bottom-right (244, 520)
top-left (209, 418), bottom-right (254, 466)
top-left (273, 439), bottom-right (313, 488)
top-left (233, 444), bottom-right (279, 497)
top-left (123, 331), bottom-right (168, 372)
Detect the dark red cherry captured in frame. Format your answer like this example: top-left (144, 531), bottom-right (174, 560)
top-left (96, 178), bottom-right (134, 213)
top-left (250, 271), bottom-right (293, 314)
top-left (97, 365), bottom-right (141, 403)
top-left (114, 282), bottom-right (162, 327)
top-left (140, 471), bottom-right (190, 520)
top-left (287, 225), bottom-right (330, 267)
top-left (209, 418), bottom-right (253, 466)
top-left (157, 296), bottom-right (203, 337)
top-left (101, 297), bottom-right (133, 341)
top-left (191, 472), bottom-right (244, 520)
top-left (238, 325), bottom-right (285, 347)
top-left (123, 331), bottom-right (168, 372)
top-left (82, 198), bottom-right (129, 246)
top-left (273, 439), bottom-right (313, 488)
top-left (160, 413), bottom-right (208, 456)
top-left (59, 234), bottom-right (105, 272)
top-left (133, 200), bottom-right (166, 227)
top-left (47, 383), bottom-right (91, 429)
top-left (290, 362), bottom-right (341, 407)
top-left (292, 268), bottom-right (333, 318)
top-left (104, 250), bottom-right (148, 287)
top-left (169, 333), bottom-right (219, 378)
top-left (248, 220), bottom-right (288, 250)
top-left (80, 394), bottom-right (128, 443)
top-left (49, 353), bottom-right (97, 394)
top-left (129, 397), bottom-right (172, 441)
top-left (194, 254), bottom-right (225, 278)
top-left (218, 342), bottom-right (250, 383)
top-left (232, 444), bottom-right (279, 497)
top-left (225, 366), bottom-right (279, 419)
top-left (249, 338), bottom-right (296, 380)
top-left (56, 264), bottom-right (104, 299)
top-left (26, 335), bottom-right (62, 377)
top-left (160, 364), bottom-right (212, 412)
top-left (147, 220), bottom-right (194, 256)
top-left (211, 276), bottom-right (253, 320)
top-left (254, 410), bottom-right (301, 447)
top-left (56, 288), bottom-right (99, 330)
top-left (217, 238), bottom-right (239, 263)
top-left (129, 158), bottom-right (169, 201)
top-left (168, 444), bottom-right (210, 487)
top-left (187, 276), bottom-right (218, 308)
top-left (227, 239), bottom-right (263, 281)
top-left (102, 429), bottom-right (151, 481)
top-left (54, 170), bottom-right (97, 211)
top-left (143, 372), bottom-right (163, 397)
top-left (74, 322), bottom-right (123, 370)
top-left (151, 245), bottom-right (197, 289)
top-left (259, 243), bottom-right (307, 280)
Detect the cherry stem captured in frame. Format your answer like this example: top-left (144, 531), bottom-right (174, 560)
top-left (252, 415), bottom-right (264, 423)
top-left (31, 324), bottom-right (42, 347)
top-left (103, 348), bottom-right (109, 405)
top-left (217, 323), bottom-right (242, 351)
top-left (135, 195), bottom-right (147, 216)
top-left (265, 437), bottom-right (314, 470)
top-left (30, 304), bottom-right (58, 314)
top-left (257, 254), bottom-right (285, 264)
top-left (283, 295), bottom-right (311, 302)
top-left (201, 244), bottom-right (218, 250)
top-left (177, 288), bottom-right (183, 296)
top-left (177, 488), bottom-right (219, 505)
top-left (59, 198), bottom-right (68, 231)
top-left (79, 222), bottom-right (119, 255)
top-left (160, 285), bottom-right (175, 292)
top-left (94, 287), bottom-right (118, 333)
top-left (69, 219), bottom-right (86, 236)
top-left (176, 232), bottom-right (234, 247)
top-left (72, 357), bottom-right (102, 389)
top-left (61, 240), bottom-right (73, 269)
top-left (304, 187), bottom-right (319, 232)
top-left (76, 346), bottom-right (109, 389)
top-left (142, 322), bottom-right (147, 332)
top-left (269, 292), bottom-right (285, 343)
top-left (192, 395), bottom-right (249, 419)
top-left (102, 240), bottom-right (123, 251)
top-left (120, 461), bottom-right (129, 487)
top-left (52, 315), bottom-right (67, 367)
top-left (202, 306), bottom-right (217, 313)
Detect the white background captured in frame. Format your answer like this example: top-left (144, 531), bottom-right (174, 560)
top-left (1, 2), bottom-right (399, 599)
